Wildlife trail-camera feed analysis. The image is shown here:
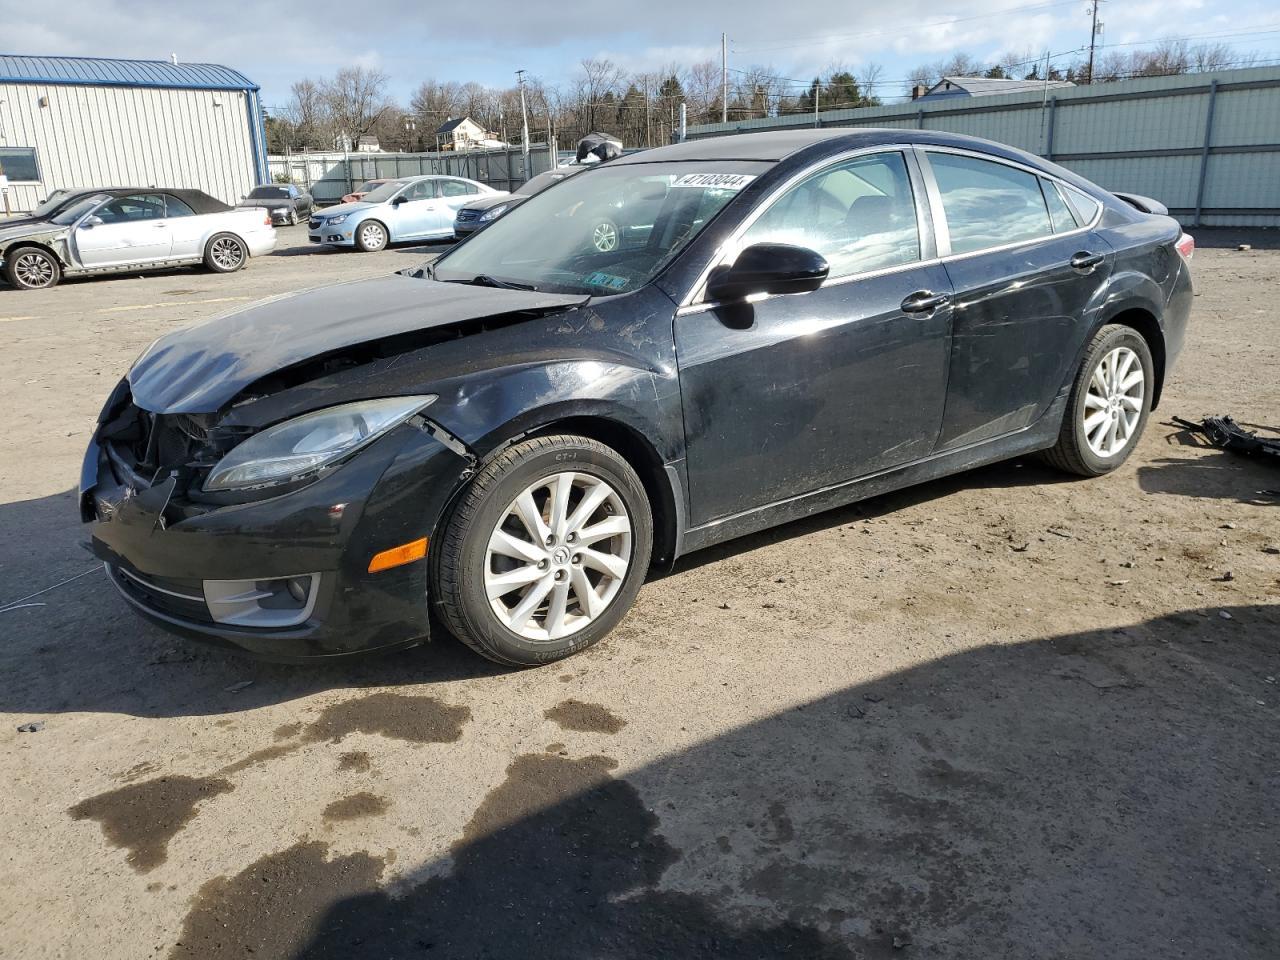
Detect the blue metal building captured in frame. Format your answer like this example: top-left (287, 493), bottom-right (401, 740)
top-left (0, 54), bottom-right (268, 212)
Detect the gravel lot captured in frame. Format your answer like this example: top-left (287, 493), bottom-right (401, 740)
top-left (1, 226), bottom-right (1277, 958)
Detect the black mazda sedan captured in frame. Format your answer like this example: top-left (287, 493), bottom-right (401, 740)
top-left (81, 129), bottom-right (1193, 666)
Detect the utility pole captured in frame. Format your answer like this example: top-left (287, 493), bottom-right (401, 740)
top-left (721, 33), bottom-right (728, 123)
top-left (813, 84), bottom-right (819, 128)
top-left (1086, 0), bottom-right (1104, 84)
top-left (515, 69), bottom-right (530, 181)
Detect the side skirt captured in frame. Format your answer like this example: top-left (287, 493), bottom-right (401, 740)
top-left (678, 393), bottom-right (1068, 557)
top-left (64, 257), bottom-right (204, 278)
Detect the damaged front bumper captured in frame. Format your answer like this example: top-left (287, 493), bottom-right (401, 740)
top-left (80, 418), bottom-right (472, 661)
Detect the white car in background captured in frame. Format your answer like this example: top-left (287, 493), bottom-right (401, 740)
top-left (0, 188), bottom-right (276, 290)
top-left (308, 175), bottom-right (505, 251)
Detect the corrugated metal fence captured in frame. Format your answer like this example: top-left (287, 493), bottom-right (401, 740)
top-left (686, 66), bottom-right (1280, 227)
top-left (268, 144), bottom-right (555, 205)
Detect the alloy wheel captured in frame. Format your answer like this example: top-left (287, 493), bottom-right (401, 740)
top-left (484, 471), bottom-right (632, 642)
top-left (14, 252), bottom-right (56, 288)
top-left (211, 237), bottom-right (245, 270)
top-left (592, 221), bottom-right (619, 252)
top-left (1082, 346), bottom-right (1144, 457)
top-left (360, 223), bottom-right (386, 249)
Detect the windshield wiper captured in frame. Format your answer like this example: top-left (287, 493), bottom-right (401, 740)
top-left (464, 274), bottom-right (538, 291)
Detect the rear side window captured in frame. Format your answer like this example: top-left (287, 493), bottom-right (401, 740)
top-left (1042, 180), bottom-right (1079, 232)
top-left (929, 152), bottom-right (1053, 255)
top-left (1062, 185), bottom-right (1101, 225)
top-left (164, 195), bottom-right (197, 218)
top-left (741, 150), bottom-right (921, 278)
top-left (441, 179), bottom-right (475, 197)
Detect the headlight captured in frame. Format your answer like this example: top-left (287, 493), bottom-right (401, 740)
top-left (204, 396), bottom-right (435, 492)
top-left (327, 214), bottom-right (348, 225)
top-left (478, 204), bottom-right (509, 222)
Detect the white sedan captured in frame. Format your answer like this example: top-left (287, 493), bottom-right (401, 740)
top-left (308, 175), bottom-right (506, 251)
top-left (0, 188), bottom-right (276, 290)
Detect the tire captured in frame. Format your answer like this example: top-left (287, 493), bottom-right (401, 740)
top-left (204, 233), bottom-right (248, 273)
top-left (433, 435), bottom-right (654, 667)
top-left (287, 209), bottom-right (298, 226)
top-left (1042, 323), bottom-right (1154, 477)
top-left (355, 220), bottom-right (388, 252)
top-left (4, 246), bottom-right (61, 290)
top-left (591, 218), bottom-right (620, 253)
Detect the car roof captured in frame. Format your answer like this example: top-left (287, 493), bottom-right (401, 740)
top-left (613, 128), bottom-right (1051, 169)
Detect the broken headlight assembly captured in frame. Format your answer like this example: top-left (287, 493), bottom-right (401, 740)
top-left (204, 396), bottom-right (436, 492)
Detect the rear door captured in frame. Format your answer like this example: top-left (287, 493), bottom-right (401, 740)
top-left (675, 148), bottom-right (953, 524)
top-left (436, 179), bottom-right (484, 233)
top-left (73, 194), bottom-right (172, 267)
top-left (919, 148), bottom-right (1112, 451)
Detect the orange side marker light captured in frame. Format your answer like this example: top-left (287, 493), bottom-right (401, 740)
top-left (368, 537), bottom-right (428, 573)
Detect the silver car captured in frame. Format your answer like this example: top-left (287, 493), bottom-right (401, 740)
top-left (308, 175), bottom-right (506, 251)
top-left (0, 189), bottom-right (276, 290)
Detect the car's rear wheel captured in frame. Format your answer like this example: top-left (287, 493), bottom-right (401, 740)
top-left (287, 209), bottom-right (298, 226)
top-left (204, 233), bottom-right (248, 273)
top-left (4, 246), bottom-right (61, 290)
top-left (355, 220), bottom-right (388, 252)
top-left (433, 435), bottom-right (653, 666)
top-left (1043, 324), bottom-right (1154, 476)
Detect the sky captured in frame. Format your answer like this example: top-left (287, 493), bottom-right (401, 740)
top-left (2, 0), bottom-right (1278, 109)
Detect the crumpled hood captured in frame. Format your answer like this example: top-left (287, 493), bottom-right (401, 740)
top-left (127, 274), bottom-right (588, 413)
top-left (0, 220), bottom-right (62, 247)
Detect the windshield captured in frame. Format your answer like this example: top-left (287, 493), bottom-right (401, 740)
top-left (248, 186), bottom-right (289, 199)
top-left (361, 180), bottom-right (409, 203)
top-left (31, 190), bottom-right (74, 218)
top-left (356, 180), bottom-right (384, 193)
top-left (433, 161), bottom-right (769, 296)
top-left (51, 194), bottom-right (110, 225)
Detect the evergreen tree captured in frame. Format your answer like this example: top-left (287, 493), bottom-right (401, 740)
top-left (823, 71), bottom-right (862, 110)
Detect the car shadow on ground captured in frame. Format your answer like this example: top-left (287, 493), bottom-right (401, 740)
top-left (1136, 422), bottom-right (1280, 506)
top-left (162, 603), bottom-right (1279, 959)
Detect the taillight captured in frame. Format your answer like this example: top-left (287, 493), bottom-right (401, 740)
top-left (1176, 233), bottom-right (1194, 261)
top-left (264, 212), bottom-right (272, 227)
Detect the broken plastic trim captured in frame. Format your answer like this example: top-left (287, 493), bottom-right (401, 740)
top-left (1173, 415), bottom-right (1280, 463)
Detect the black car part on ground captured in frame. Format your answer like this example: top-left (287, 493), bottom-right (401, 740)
top-left (1173, 415), bottom-right (1280, 462)
top-left (576, 132), bottom-right (623, 163)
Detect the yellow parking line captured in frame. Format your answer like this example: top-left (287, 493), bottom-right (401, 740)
top-left (98, 296), bottom-right (252, 314)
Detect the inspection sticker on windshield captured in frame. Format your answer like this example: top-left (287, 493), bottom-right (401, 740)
top-left (671, 173), bottom-right (756, 190)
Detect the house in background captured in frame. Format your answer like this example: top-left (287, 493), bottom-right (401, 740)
top-left (355, 134), bottom-right (381, 153)
top-left (912, 76), bottom-right (1076, 101)
top-left (434, 116), bottom-right (505, 151)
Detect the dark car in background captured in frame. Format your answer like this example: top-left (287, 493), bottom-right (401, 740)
top-left (453, 167), bottom-right (582, 238)
top-left (82, 129), bottom-right (1193, 668)
top-left (238, 184), bottom-right (313, 225)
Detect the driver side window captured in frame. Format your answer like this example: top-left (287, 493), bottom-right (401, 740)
top-left (740, 151), bottom-right (921, 278)
top-left (405, 180), bottom-right (435, 201)
top-left (96, 194), bottom-right (167, 224)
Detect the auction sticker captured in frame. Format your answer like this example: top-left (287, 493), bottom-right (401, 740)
top-left (672, 173), bottom-right (756, 190)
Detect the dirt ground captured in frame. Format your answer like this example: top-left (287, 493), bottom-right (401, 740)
top-left (1, 226), bottom-right (1277, 959)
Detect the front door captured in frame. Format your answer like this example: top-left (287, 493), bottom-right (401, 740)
top-left (675, 149), bottom-right (953, 525)
top-left (73, 194), bottom-right (172, 267)
top-left (386, 179), bottom-right (440, 239)
top-left (920, 149), bottom-right (1115, 450)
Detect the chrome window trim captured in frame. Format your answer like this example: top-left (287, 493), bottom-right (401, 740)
top-left (676, 142), bottom-right (1107, 317)
top-left (680, 145), bottom-right (929, 309)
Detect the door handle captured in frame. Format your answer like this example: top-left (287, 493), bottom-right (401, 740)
top-left (901, 290), bottom-right (951, 314)
top-left (1070, 251), bottom-right (1104, 272)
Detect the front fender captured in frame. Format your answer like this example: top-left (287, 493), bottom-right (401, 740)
top-left (0, 227), bottom-right (73, 267)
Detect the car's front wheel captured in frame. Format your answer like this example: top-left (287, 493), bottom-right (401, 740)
top-left (434, 435), bottom-right (653, 666)
top-left (1043, 323), bottom-right (1154, 476)
top-left (355, 220), bottom-right (388, 252)
top-left (204, 233), bottom-right (248, 273)
top-left (4, 246), bottom-right (62, 290)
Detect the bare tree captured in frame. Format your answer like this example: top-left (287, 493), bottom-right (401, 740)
top-left (410, 79), bottom-right (464, 142)
top-left (322, 66), bottom-right (393, 149)
top-left (857, 62), bottom-right (885, 103)
top-left (279, 79), bottom-right (329, 150)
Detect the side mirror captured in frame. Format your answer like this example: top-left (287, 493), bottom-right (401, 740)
top-left (705, 243), bottom-right (829, 303)
top-left (392, 195), bottom-right (408, 205)
top-left (82, 215), bottom-right (104, 228)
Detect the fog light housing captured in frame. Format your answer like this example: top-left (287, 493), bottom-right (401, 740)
top-left (203, 574), bottom-right (320, 627)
